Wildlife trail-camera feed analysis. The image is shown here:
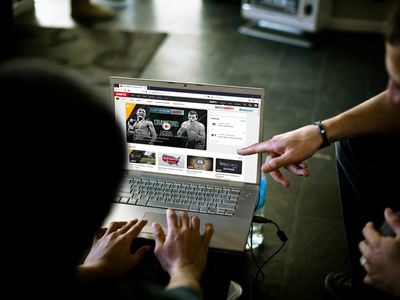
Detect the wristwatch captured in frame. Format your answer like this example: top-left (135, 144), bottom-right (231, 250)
top-left (312, 121), bottom-right (331, 149)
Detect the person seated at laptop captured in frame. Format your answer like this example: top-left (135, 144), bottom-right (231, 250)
top-left (1, 58), bottom-right (213, 299)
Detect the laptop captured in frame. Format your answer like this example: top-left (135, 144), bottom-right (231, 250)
top-left (103, 77), bottom-right (264, 252)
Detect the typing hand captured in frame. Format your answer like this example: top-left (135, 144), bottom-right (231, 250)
top-left (77, 219), bottom-right (151, 282)
top-left (152, 209), bottom-right (214, 292)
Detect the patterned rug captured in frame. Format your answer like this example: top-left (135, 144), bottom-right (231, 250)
top-left (12, 25), bottom-right (167, 91)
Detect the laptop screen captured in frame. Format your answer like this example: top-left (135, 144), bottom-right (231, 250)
top-left (111, 78), bottom-right (263, 184)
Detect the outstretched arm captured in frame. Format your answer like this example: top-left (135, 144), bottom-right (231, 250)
top-left (322, 91), bottom-right (400, 140)
top-left (238, 90), bottom-right (400, 186)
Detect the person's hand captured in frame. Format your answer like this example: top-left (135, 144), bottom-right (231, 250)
top-left (359, 208), bottom-right (400, 297)
top-left (237, 125), bottom-right (322, 186)
top-left (76, 219), bottom-right (151, 282)
top-left (152, 209), bottom-right (214, 293)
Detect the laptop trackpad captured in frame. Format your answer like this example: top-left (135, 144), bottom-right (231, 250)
top-left (143, 212), bottom-right (168, 233)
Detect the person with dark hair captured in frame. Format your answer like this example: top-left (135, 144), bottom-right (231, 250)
top-left (127, 107), bottom-right (157, 144)
top-left (2, 58), bottom-right (213, 300)
top-left (237, 3), bottom-right (400, 300)
top-left (177, 110), bottom-right (206, 150)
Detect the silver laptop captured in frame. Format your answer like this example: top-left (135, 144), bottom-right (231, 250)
top-left (103, 77), bottom-right (264, 252)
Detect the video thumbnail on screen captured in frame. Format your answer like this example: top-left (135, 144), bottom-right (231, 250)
top-left (126, 104), bottom-right (207, 150)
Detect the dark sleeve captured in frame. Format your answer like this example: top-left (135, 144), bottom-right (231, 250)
top-left (161, 287), bottom-right (202, 300)
top-left (107, 280), bottom-right (202, 300)
top-left (139, 284), bottom-right (201, 300)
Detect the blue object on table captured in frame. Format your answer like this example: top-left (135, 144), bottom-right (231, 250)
top-left (257, 172), bottom-right (267, 209)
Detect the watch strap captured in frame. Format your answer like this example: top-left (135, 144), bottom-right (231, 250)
top-left (313, 121), bottom-right (331, 149)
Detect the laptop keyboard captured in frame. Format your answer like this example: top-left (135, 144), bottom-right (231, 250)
top-left (113, 176), bottom-right (240, 216)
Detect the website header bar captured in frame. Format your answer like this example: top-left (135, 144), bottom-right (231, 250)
top-left (114, 92), bottom-right (259, 108)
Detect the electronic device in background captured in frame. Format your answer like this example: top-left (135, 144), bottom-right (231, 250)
top-left (239, 0), bottom-right (332, 48)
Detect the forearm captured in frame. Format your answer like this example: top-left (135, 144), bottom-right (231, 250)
top-left (167, 267), bottom-right (202, 296)
top-left (323, 90), bottom-right (400, 142)
top-left (75, 263), bottom-right (109, 283)
top-left (177, 128), bottom-right (185, 136)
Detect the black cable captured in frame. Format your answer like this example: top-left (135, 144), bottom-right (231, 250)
top-left (247, 223), bottom-right (264, 281)
top-left (247, 215), bottom-right (288, 283)
top-left (243, 190), bottom-right (289, 292)
top-left (255, 241), bottom-right (287, 282)
top-left (252, 215), bottom-right (288, 243)
top-left (249, 243), bottom-right (265, 282)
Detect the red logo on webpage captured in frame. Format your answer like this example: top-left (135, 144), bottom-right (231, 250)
top-left (114, 92), bottom-right (128, 97)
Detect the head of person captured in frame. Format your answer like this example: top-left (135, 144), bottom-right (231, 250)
top-left (1, 59), bottom-right (125, 296)
top-left (385, 2), bottom-right (400, 105)
top-left (188, 110), bottom-right (198, 122)
top-left (136, 107), bottom-right (147, 121)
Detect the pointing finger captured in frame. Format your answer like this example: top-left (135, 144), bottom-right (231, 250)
top-left (237, 141), bottom-right (273, 156)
